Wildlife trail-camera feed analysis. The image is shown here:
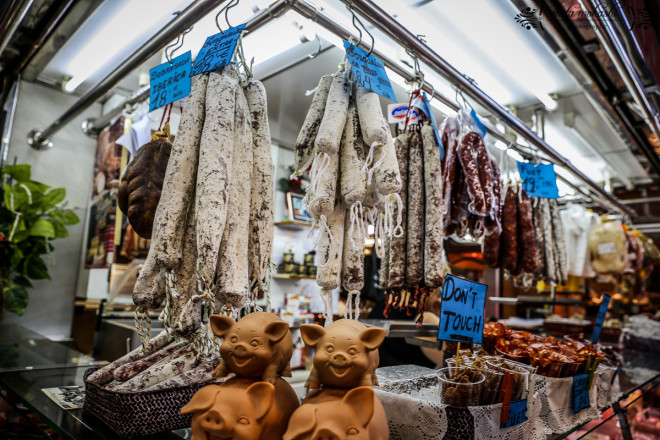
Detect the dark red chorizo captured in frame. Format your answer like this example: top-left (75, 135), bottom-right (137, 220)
top-left (501, 187), bottom-right (519, 272)
top-left (517, 189), bottom-right (538, 273)
top-left (457, 132), bottom-right (486, 215)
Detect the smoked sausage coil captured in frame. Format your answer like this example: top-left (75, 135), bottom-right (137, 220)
top-left (472, 133), bottom-right (495, 219)
top-left (457, 132), bottom-right (487, 215)
top-left (501, 187), bottom-right (519, 273)
top-left (421, 124), bottom-right (445, 287)
top-left (294, 74), bottom-right (333, 173)
top-left (215, 85), bottom-right (253, 309)
top-left (314, 71), bottom-right (350, 156)
top-left (387, 132), bottom-right (409, 290)
top-left (151, 73), bottom-right (208, 270)
top-left (244, 80), bottom-right (275, 288)
top-left (517, 189), bottom-right (538, 273)
top-left (405, 132), bottom-right (425, 286)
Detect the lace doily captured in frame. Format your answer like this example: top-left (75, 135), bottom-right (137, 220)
top-left (535, 371), bottom-right (600, 434)
top-left (468, 397), bottom-right (545, 440)
top-left (595, 365), bottom-right (617, 408)
top-left (376, 388), bottom-right (448, 440)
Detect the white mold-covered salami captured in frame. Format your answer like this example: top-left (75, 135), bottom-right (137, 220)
top-left (314, 71), bottom-right (350, 156)
top-left (244, 80), bottom-right (274, 287)
top-left (87, 330), bottom-right (172, 385)
top-left (355, 86), bottom-right (388, 148)
top-left (307, 151), bottom-right (339, 219)
top-left (373, 130), bottom-right (402, 196)
top-left (143, 357), bottom-right (220, 391)
top-left (379, 232), bottom-right (391, 290)
top-left (113, 340), bottom-right (187, 382)
top-left (406, 132), bottom-right (425, 286)
top-left (172, 197), bottom-right (198, 336)
top-left (295, 74), bottom-right (332, 173)
top-left (151, 74), bottom-right (208, 270)
top-left (541, 198), bottom-right (558, 284)
top-left (113, 349), bottom-right (197, 392)
top-left (132, 254), bottom-right (166, 309)
top-left (362, 175), bottom-right (381, 208)
top-left (195, 67), bottom-right (238, 288)
top-left (342, 205), bottom-right (365, 292)
top-left (549, 199), bottom-right (568, 284)
top-left (215, 86), bottom-right (253, 309)
top-left (387, 133), bottom-right (409, 290)
top-left (316, 194), bottom-right (346, 290)
top-left (421, 124), bottom-right (445, 287)
top-left (340, 100), bottom-right (367, 206)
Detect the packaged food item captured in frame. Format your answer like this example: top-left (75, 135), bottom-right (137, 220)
top-left (437, 366), bottom-right (485, 407)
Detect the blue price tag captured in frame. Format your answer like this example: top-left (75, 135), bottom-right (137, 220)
top-left (343, 41), bottom-right (396, 101)
top-left (517, 162), bottom-right (559, 198)
top-left (149, 51), bottom-right (192, 112)
top-left (437, 274), bottom-right (487, 344)
top-left (422, 92), bottom-right (445, 160)
top-left (470, 108), bottom-right (487, 138)
top-left (500, 399), bottom-right (528, 429)
top-left (190, 24), bottom-right (246, 77)
top-left (572, 373), bottom-right (591, 413)
top-left (591, 293), bottom-right (611, 344)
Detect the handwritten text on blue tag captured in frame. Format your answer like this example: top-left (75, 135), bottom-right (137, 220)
top-left (190, 24), bottom-right (246, 77)
top-left (437, 274), bottom-right (487, 344)
top-left (500, 400), bottom-right (528, 429)
top-left (343, 41), bottom-right (396, 101)
top-left (572, 373), bottom-right (590, 413)
top-left (517, 162), bottom-right (559, 198)
top-left (149, 51), bottom-right (191, 111)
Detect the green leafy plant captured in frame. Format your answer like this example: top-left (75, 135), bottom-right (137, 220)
top-left (0, 164), bottom-right (79, 317)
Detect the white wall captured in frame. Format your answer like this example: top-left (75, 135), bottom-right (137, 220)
top-left (4, 81), bottom-right (100, 339)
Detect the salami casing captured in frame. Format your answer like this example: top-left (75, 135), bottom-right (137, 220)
top-left (340, 100), bottom-right (367, 206)
top-left (387, 132), bottom-right (409, 289)
top-left (421, 125), bottom-right (445, 287)
top-left (501, 187), bottom-right (519, 273)
top-left (517, 189), bottom-right (538, 273)
top-left (316, 192), bottom-right (346, 290)
top-left (342, 205), bottom-right (365, 292)
top-left (405, 132), bottom-right (424, 285)
top-left (532, 198), bottom-right (546, 280)
top-left (549, 199), bottom-right (568, 284)
top-left (356, 85), bottom-right (389, 148)
top-left (295, 74), bottom-right (332, 173)
top-left (314, 71), bottom-right (350, 156)
top-left (457, 132), bottom-right (486, 215)
top-left (541, 198), bottom-right (558, 284)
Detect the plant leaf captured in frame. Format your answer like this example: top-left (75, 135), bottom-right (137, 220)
top-left (51, 220), bottom-right (68, 238)
top-left (2, 165), bottom-right (31, 182)
top-left (10, 247), bottom-right (23, 268)
top-left (41, 188), bottom-right (66, 209)
top-left (28, 218), bottom-right (55, 238)
top-left (25, 255), bottom-right (50, 280)
top-left (23, 180), bottom-right (50, 194)
top-left (4, 283), bottom-right (29, 316)
top-left (59, 210), bottom-right (79, 225)
top-left (12, 276), bottom-right (33, 288)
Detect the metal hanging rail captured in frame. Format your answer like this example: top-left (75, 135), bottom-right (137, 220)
top-left (336, 0), bottom-right (634, 217)
top-left (25, 0), bottom-right (290, 150)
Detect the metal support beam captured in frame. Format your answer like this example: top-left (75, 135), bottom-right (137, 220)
top-left (26, 0), bottom-right (290, 150)
top-left (335, 0), bottom-right (635, 217)
top-left (0, 0), bottom-right (33, 59)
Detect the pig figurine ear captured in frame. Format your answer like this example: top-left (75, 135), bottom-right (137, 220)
top-left (283, 406), bottom-right (318, 440)
top-left (359, 327), bottom-right (387, 351)
top-left (180, 385), bottom-right (222, 414)
top-left (245, 382), bottom-right (275, 421)
top-left (209, 314), bottom-right (236, 339)
top-left (300, 324), bottom-right (326, 347)
top-left (264, 320), bottom-right (289, 344)
top-left (343, 387), bottom-right (375, 427)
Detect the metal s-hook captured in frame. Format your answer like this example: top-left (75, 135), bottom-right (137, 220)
top-left (216, 0), bottom-right (239, 34)
top-left (346, 3), bottom-right (375, 57)
top-left (308, 34), bottom-right (322, 59)
top-left (165, 25), bottom-right (193, 65)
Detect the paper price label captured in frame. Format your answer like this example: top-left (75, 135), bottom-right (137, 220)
top-left (149, 51), bottom-right (192, 111)
top-left (597, 242), bottom-right (616, 255)
top-left (343, 41), bottom-right (396, 101)
top-left (190, 24), bottom-right (246, 77)
top-left (591, 293), bottom-right (611, 344)
top-left (387, 104), bottom-right (409, 123)
top-left (437, 274), bottom-right (487, 344)
top-left (572, 373), bottom-right (590, 413)
top-left (500, 399), bottom-right (528, 429)
top-left (423, 92), bottom-right (445, 160)
top-left (517, 162), bottom-right (559, 199)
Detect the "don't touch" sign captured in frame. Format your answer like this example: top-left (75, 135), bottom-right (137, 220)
top-left (437, 274), bottom-right (487, 344)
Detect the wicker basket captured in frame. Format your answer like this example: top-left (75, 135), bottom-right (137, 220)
top-left (83, 367), bottom-right (207, 438)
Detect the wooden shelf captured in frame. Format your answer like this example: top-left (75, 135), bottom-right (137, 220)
top-left (272, 273), bottom-right (315, 280)
top-left (274, 220), bottom-right (316, 231)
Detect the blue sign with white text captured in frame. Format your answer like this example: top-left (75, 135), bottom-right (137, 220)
top-left (572, 373), bottom-right (590, 413)
top-left (437, 274), bottom-right (487, 344)
top-left (343, 41), bottom-right (396, 101)
top-left (517, 162), bottom-right (559, 198)
top-left (591, 294), bottom-right (611, 344)
top-left (500, 399), bottom-right (528, 429)
top-left (149, 51), bottom-right (191, 111)
top-left (470, 108), bottom-right (487, 138)
top-left (190, 24), bottom-right (246, 76)
top-left (423, 92), bottom-right (445, 160)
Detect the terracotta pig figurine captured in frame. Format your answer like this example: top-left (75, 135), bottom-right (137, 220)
top-left (210, 312), bottom-right (293, 384)
top-left (283, 387), bottom-right (389, 440)
top-left (182, 377), bottom-right (300, 440)
top-left (300, 320), bottom-right (386, 389)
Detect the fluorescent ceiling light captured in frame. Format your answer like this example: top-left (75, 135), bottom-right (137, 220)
top-left (506, 149), bottom-right (524, 162)
top-left (61, 0), bottom-right (192, 92)
top-left (538, 94), bottom-right (558, 112)
top-left (544, 123), bottom-right (606, 183)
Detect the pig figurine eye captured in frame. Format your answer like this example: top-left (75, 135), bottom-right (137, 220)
top-left (347, 347), bottom-right (358, 356)
top-left (237, 416), bottom-right (250, 425)
top-left (346, 427), bottom-right (359, 436)
top-left (324, 344), bottom-right (334, 353)
top-left (230, 335), bottom-right (238, 343)
top-left (250, 338), bottom-right (261, 347)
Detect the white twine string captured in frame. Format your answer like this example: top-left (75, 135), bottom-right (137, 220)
top-left (348, 201), bottom-right (365, 250)
top-left (390, 193), bottom-right (404, 237)
top-left (344, 292), bottom-right (352, 319)
top-left (362, 142), bottom-right (385, 185)
top-left (134, 307), bottom-right (152, 350)
top-left (353, 291), bottom-right (361, 320)
top-left (316, 215), bottom-right (336, 268)
top-left (374, 211), bottom-right (385, 258)
top-left (310, 152), bottom-right (331, 198)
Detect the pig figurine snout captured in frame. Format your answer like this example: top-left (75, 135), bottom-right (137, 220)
top-left (198, 408), bottom-right (232, 437)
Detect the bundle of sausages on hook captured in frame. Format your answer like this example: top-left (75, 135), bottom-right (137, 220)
top-left (293, 64), bottom-right (405, 324)
top-left (132, 65), bottom-right (274, 356)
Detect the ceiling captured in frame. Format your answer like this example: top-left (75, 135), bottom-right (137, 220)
top-left (2, 0), bottom-right (660, 213)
